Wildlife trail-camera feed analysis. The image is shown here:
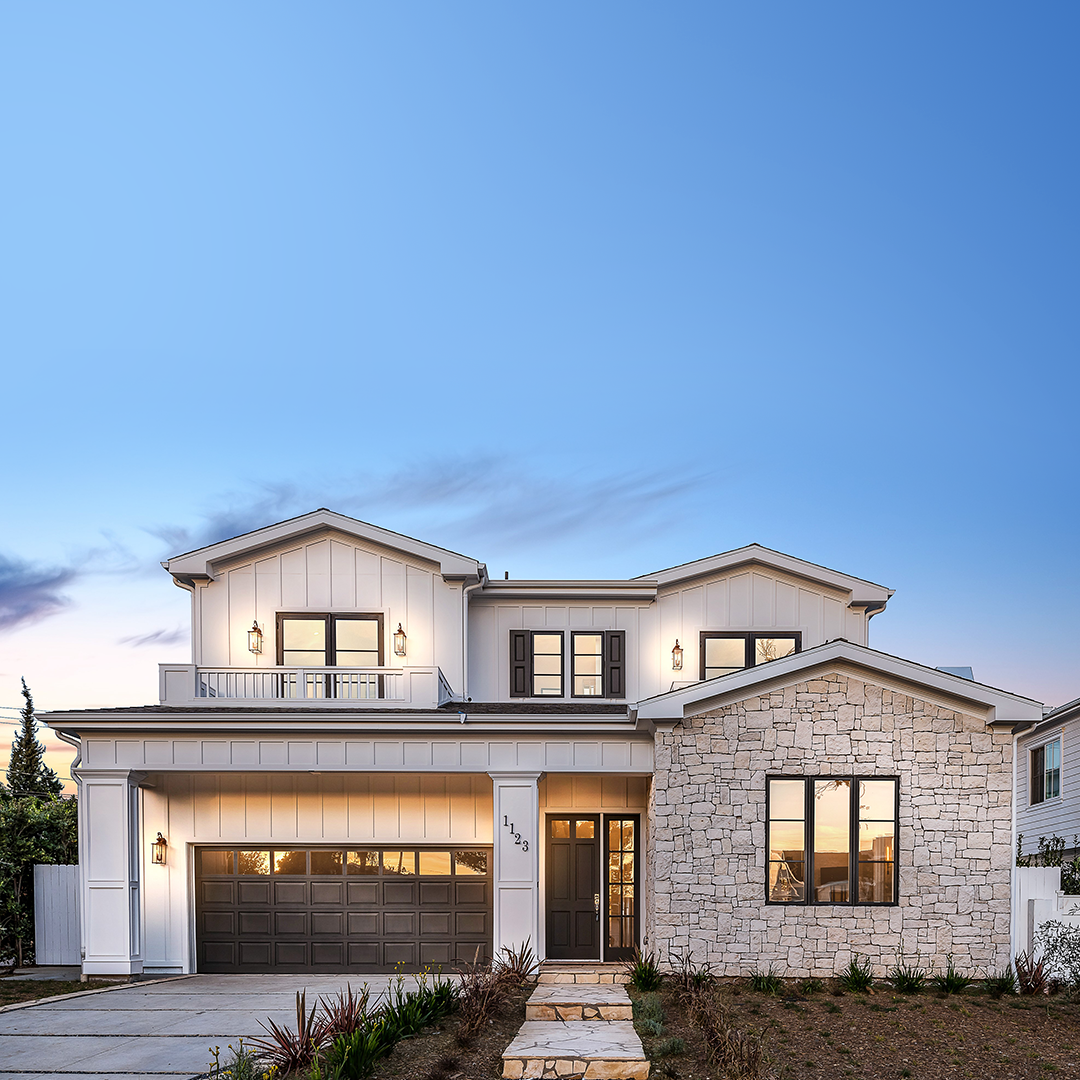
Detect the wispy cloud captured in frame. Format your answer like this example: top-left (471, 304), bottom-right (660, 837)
top-left (0, 554), bottom-right (78, 631)
top-left (147, 456), bottom-right (717, 562)
top-left (117, 627), bottom-right (187, 648)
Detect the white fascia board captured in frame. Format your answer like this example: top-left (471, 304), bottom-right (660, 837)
top-left (633, 640), bottom-right (1043, 724)
top-left (639, 544), bottom-right (893, 607)
top-left (476, 580), bottom-right (658, 602)
top-left (163, 509), bottom-right (481, 582)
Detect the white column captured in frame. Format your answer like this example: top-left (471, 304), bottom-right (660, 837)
top-left (489, 771), bottom-right (541, 957)
top-left (78, 770), bottom-right (145, 977)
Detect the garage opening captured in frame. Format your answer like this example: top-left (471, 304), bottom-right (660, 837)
top-left (195, 846), bottom-right (492, 973)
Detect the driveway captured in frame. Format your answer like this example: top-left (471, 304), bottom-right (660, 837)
top-left (0, 974), bottom-right (399, 1079)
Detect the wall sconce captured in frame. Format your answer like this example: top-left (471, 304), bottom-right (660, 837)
top-left (247, 621), bottom-right (263, 654)
top-left (151, 832), bottom-right (168, 865)
top-left (671, 639), bottom-right (683, 671)
top-left (393, 623), bottom-right (407, 657)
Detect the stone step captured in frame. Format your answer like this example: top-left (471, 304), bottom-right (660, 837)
top-left (502, 1020), bottom-right (647, 1080)
top-left (537, 963), bottom-right (629, 985)
top-left (525, 983), bottom-right (633, 1022)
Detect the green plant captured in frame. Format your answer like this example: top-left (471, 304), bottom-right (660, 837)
top-left (748, 966), bottom-right (783, 995)
top-left (931, 955), bottom-right (971, 995)
top-left (1034, 920), bottom-right (1080, 988)
top-left (314, 1020), bottom-right (397, 1080)
top-left (837, 956), bottom-right (874, 993)
top-left (632, 992), bottom-right (664, 1025)
top-left (669, 944), bottom-right (715, 992)
top-left (984, 966), bottom-right (1018, 998)
top-left (317, 983), bottom-right (371, 1039)
top-left (493, 938), bottom-right (539, 985)
top-left (655, 1037), bottom-right (686, 1056)
top-left (207, 1038), bottom-right (275, 1080)
top-left (626, 947), bottom-right (663, 991)
top-left (640, 1017), bottom-right (665, 1037)
top-left (888, 958), bottom-right (927, 993)
top-left (797, 977), bottom-right (824, 995)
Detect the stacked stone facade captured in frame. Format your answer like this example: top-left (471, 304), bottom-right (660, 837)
top-left (646, 671), bottom-right (1013, 976)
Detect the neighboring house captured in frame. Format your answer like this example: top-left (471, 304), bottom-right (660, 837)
top-left (1015, 696), bottom-right (1080, 857)
top-left (44, 509), bottom-right (1044, 979)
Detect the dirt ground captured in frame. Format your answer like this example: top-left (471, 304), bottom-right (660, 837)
top-left (0, 978), bottom-right (113, 1009)
top-left (633, 980), bottom-right (1080, 1080)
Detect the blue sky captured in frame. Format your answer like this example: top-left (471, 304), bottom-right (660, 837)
top-left (1, 3), bottom-right (1077, 786)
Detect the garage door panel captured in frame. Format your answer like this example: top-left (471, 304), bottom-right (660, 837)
top-left (239, 911), bottom-right (271, 936)
top-left (312, 882), bottom-right (343, 905)
top-left (197, 846), bottom-right (491, 974)
top-left (238, 880), bottom-right (271, 904)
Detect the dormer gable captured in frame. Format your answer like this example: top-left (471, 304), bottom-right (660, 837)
top-left (164, 508), bottom-right (484, 585)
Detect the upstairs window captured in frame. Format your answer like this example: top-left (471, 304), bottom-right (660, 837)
top-left (1031, 738), bottom-right (1062, 805)
top-left (700, 632), bottom-right (800, 681)
top-left (510, 630), bottom-right (625, 699)
top-left (276, 613), bottom-right (384, 667)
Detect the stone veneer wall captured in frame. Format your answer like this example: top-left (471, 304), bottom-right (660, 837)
top-left (647, 672), bottom-right (1013, 976)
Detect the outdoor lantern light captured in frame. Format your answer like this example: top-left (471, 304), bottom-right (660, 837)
top-left (151, 832), bottom-right (168, 865)
top-left (671, 639), bottom-right (683, 671)
top-left (393, 623), bottom-right (407, 657)
top-left (247, 621), bottom-right (263, 654)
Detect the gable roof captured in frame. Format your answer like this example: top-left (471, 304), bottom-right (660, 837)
top-left (637, 544), bottom-right (893, 609)
top-left (631, 638), bottom-right (1042, 726)
top-left (164, 509), bottom-right (484, 583)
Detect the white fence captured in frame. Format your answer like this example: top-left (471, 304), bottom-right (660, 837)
top-left (34, 864), bottom-right (80, 966)
top-left (1011, 865), bottom-right (1080, 960)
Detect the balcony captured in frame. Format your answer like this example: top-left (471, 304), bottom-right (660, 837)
top-left (159, 665), bottom-right (456, 709)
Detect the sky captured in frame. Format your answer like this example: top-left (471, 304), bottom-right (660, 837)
top-left (1, 3), bottom-right (1077, 792)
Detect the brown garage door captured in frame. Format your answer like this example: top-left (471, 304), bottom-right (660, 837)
top-left (195, 846), bottom-right (492, 973)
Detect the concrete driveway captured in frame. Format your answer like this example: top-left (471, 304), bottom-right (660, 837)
top-left (0, 974), bottom-right (400, 1079)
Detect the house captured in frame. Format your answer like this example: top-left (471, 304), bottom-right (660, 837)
top-left (43, 509), bottom-right (1044, 979)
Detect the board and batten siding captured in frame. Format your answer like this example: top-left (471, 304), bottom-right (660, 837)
top-left (193, 531), bottom-right (465, 691)
top-left (1017, 718), bottom-right (1077, 855)
top-left (140, 772), bottom-right (494, 973)
top-left (33, 864), bottom-right (80, 965)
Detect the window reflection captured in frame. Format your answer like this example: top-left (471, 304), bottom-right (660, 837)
top-left (382, 851), bottom-right (415, 876)
top-left (347, 850), bottom-right (380, 875)
top-left (238, 850), bottom-right (271, 875)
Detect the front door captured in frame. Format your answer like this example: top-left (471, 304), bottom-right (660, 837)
top-left (546, 817), bottom-right (601, 960)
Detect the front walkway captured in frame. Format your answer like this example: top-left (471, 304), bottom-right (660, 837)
top-left (0, 974), bottom-right (397, 1079)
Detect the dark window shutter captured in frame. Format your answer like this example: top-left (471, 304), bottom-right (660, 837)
top-left (1031, 746), bottom-right (1045, 804)
top-left (604, 631), bottom-right (626, 699)
top-left (510, 630), bottom-right (530, 697)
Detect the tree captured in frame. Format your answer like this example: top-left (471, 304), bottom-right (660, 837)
top-left (6, 679), bottom-right (62, 798)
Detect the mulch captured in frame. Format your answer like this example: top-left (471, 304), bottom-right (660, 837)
top-left (632, 980), bottom-right (1080, 1080)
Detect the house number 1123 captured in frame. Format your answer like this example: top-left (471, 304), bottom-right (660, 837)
top-left (502, 814), bottom-right (529, 852)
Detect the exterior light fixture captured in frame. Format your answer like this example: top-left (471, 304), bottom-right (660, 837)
top-left (151, 832), bottom-right (168, 865)
top-left (671, 639), bottom-right (683, 671)
top-left (393, 623), bottom-right (407, 657)
top-left (247, 621), bottom-right (263, 654)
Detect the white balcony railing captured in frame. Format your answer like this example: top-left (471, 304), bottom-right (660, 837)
top-left (159, 665), bottom-right (455, 709)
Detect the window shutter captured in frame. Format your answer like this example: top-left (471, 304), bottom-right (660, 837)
top-left (510, 630), bottom-right (530, 698)
top-left (604, 631), bottom-right (626, 699)
top-left (1031, 746), bottom-right (1045, 805)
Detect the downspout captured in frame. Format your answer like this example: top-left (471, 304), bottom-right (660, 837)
top-left (55, 729), bottom-right (85, 972)
top-left (460, 567), bottom-right (488, 702)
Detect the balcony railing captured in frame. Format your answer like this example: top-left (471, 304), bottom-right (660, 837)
top-left (159, 665), bottom-right (455, 709)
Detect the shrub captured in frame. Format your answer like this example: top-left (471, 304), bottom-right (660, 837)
top-left (456, 956), bottom-right (511, 1039)
top-left (493, 938), bottom-right (539, 986)
top-left (632, 992), bottom-right (664, 1026)
top-left (669, 944), bottom-right (716, 992)
top-left (931, 955), bottom-right (971, 995)
top-left (1014, 950), bottom-right (1049, 995)
top-left (252, 991), bottom-right (324, 1072)
top-left (317, 984), bottom-right (370, 1039)
top-left (748, 966), bottom-right (783, 995)
top-left (625, 947), bottom-right (663, 991)
top-left (655, 1037), bottom-right (686, 1057)
top-left (1034, 919), bottom-right (1080, 988)
top-left (983, 966), bottom-right (1017, 998)
top-left (640, 1017), bottom-right (665, 1037)
top-left (796, 977), bottom-right (824, 995)
top-left (888, 957), bottom-right (927, 993)
top-left (837, 956), bottom-right (874, 993)
top-left (684, 982), bottom-right (768, 1079)
top-left (314, 1021), bottom-right (397, 1080)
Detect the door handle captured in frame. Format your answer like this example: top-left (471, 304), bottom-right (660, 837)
top-left (594, 892), bottom-right (600, 921)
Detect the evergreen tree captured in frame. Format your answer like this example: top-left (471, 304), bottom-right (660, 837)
top-left (5, 679), bottom-right (62, 798)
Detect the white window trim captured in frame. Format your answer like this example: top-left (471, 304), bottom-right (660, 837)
top-left (1029, 730), bottom-right (1063, 806)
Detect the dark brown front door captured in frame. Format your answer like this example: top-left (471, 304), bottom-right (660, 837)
top-left (546, 816), bottom-right (601, 960)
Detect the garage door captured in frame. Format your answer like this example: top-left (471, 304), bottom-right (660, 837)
top-left (195, 846), bottom-right (492, 973)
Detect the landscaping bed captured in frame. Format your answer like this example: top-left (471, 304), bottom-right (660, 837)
top-left (630, 980), bottom-right (1080, 1080)
top-left (0, 978), bottom-right (113, 1009)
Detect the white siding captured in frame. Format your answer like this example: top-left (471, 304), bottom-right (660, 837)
top-left (1017, 718), bottom-right (1079, 854)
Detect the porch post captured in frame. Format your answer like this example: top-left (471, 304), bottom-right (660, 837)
top-left (77, 769), bottom-right (145, 977)
top-left (488, 771), bottom-right (541, 958)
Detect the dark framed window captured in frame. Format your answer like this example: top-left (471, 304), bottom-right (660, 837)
top-left (510, 630), bottom-right (625, 699)
top-left (700, 632), bottom-right (801, 681)
top-left (276, 613), bottom-right (384, 667)
top-left (765, 775), bottom-right (898, 905)
top-left (1031, 738), bottom-right (1062, 805)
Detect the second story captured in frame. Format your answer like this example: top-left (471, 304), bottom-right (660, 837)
top-left (157, 509), bottom-right (895, 710)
